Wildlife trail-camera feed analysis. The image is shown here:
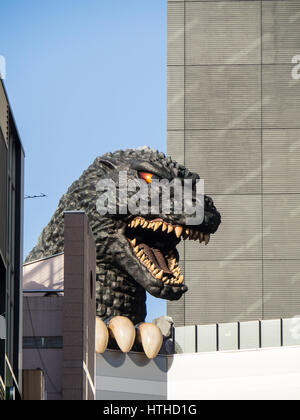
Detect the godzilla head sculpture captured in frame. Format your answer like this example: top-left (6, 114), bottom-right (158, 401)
top-left (26, 147), bottom-right (221, 328)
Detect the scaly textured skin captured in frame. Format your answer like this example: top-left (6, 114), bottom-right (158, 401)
top-left (26, 147), bottom-right (221, 325)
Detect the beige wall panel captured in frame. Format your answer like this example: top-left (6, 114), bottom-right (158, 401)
top-left (186, 1), bottom-right (261, 65)
top-left (168, 2), bottom-right (185, 66)
top-left (185, 129), bottom-right (261, 195)
top-left (184, 260), bottom-right (263, 325)
top-left (185, 65), bottom-right (261, 130)
top-left (167, 130), bottom-right (184, 165)
top-left (263, 194), bottom-right (300, 260)
top-left (263, 129), bottom-right (300, 193)
top-left (263, 65), bottom-right (300, 129)
top-left (263, 1), bottom-right (300, 64)
top-left (167, 66), bottom-right (184, 130)
top-left (263, 261), bottom-right (300, 319)
top-left (185, 194), bottom-right (262, 261)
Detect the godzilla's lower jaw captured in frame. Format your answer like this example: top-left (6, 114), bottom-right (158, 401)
top-left (125, 216), bottom-right (211, 290)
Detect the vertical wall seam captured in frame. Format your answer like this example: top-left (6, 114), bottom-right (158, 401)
top-left (261, 0), bottom-right (264, 320)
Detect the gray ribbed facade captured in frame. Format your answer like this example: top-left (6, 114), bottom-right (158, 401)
top-left (167, 0), bottom-right (300, 326)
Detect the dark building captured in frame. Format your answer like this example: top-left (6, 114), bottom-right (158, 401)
top-left (167, 0), bottom-right (300, 326)
top-left (0, 79), bottom-right (24, 399)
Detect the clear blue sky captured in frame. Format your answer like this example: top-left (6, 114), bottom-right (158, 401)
top-left (0, 0), bottom-right (167, 322)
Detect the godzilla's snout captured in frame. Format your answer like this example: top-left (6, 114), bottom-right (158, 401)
top-left (203, 195), bottom-right (221, 234)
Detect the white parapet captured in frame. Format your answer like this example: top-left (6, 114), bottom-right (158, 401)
top-left (168, 346), bottom-right (300, 400)
top-left (96, 345), bottom-right (300, 400)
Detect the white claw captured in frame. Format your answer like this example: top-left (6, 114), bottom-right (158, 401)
top-left (108, 316), bottom-right (136, 353)
top-left (95, 317), bottom-right (109, 354)
top-left (137, 323), bottom-right (163, 359)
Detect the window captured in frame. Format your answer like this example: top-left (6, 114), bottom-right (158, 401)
top-left (23, 336), bottom-right (63, 349)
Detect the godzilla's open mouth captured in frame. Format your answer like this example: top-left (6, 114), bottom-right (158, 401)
top-left (126, 216), bottom-right (210, 287)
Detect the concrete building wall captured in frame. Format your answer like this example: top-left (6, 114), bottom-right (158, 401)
top-left (167, 0), bottom-right (300, 326)
top-left (63, 211), bottom-right (96, 401)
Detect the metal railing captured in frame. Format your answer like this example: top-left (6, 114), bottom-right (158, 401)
top-left (174, 317), bottom-right (300, 354)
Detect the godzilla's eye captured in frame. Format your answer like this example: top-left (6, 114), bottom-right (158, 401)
top-left (138, 172), bottom-right (158, 184)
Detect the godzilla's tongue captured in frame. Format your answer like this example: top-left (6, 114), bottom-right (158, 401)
top-left (139, 243), bottom-right (172, 274)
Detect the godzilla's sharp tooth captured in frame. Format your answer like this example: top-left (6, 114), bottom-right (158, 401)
top-left (185, 228), bottom-right (190, 235)
top-left (153, 269), bottom-right (159, 275)
top-left (205, 234), bottom-right (210, 245)
top-left (131, 220), bottom-right (135, 228)
top-left (175, 226), bottom-right (183, 238)
top-left (134, 246), bottom-right (139, 253)
top-left (149, 222), bottom-right (155, 229)
top-left (140, 217), bottom-right (145, 226)
top-left (154, 221), bottom-right (162, 231)
top-left (137, 250), bottom-right (143, 258)
top-left (162, 222), bottom-right (168, 232)
top-left (140, 254), bottom-right (146, 262)
top-left (131, 238), bottom-right (137, 246)
top-left (178, 275), bottom-right (184, 284)
top-left (143, 221), bottom-right (148, 228)
top-left (150, 263), bottom-right (156, 271)
top-left (164, 279), bottom-right (170, 285)
top-left (193, 231), bottom-right (199, 240)
top-left (167, 225), bottom-right (174, 234)
top-left (156, 270), bottom-right (163, 280)
top-left (135, 218), bottom-right (141, 228)
top-left (162, 276), bottom-right (168, 282)
top-left (199, 232), bottom-right (204, 243)
top-left (182, 231), bottom-right (188, 240)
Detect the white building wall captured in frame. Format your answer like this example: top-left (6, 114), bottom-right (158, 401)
top-left (168, 346), bottom-right (300, 400)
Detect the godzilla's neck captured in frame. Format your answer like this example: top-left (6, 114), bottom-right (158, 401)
top-left (95, 263), bottom-right (147, 325)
